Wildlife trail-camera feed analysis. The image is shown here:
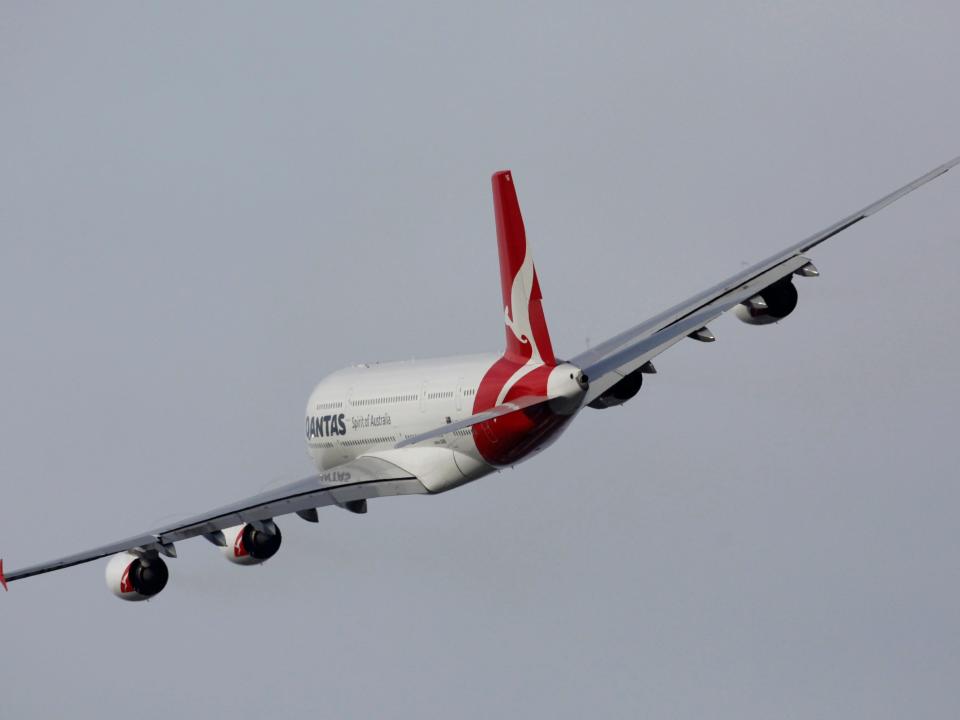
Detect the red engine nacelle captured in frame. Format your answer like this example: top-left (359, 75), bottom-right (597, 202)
top-left (587, 369), bottom-right (643, 409)
top-left (735, 277), bottom-right (799, 325)
top-left (105, 551), bottom-right (169, 601)
top-left (221, 522), bottom-right (282, 565)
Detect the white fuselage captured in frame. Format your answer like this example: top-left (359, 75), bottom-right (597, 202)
top-left (305, 352), bottom-right (584, 494)
top-left (305, 353), bottom-right (498, 491)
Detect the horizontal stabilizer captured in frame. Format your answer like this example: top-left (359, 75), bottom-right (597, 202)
top-left (396, 394), bottom-right (551, 449)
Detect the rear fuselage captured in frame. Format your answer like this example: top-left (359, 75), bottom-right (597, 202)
top-left (305, 353), bottom-right (583, 491)
top-left (306, 353), bottom-right (495, 470)
top-left (305, 170), bottom-right (581, 492)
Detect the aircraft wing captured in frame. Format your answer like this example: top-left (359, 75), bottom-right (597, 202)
top-left (573, 155), bottom-right (960, 406)
top-left (2, 455), bottom-right (425, 586)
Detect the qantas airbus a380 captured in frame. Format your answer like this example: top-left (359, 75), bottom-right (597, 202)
top-left (3, 158), bottom-right (958, 600)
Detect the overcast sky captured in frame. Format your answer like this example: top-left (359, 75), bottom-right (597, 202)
top-left (2, 2), bottom-right (959, 718)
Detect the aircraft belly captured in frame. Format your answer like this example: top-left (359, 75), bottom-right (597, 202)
top-left (361, 447), bottom-right (494, 493)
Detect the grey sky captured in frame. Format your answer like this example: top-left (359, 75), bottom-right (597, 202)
top-left (2, 2), bottom-right (959, 717)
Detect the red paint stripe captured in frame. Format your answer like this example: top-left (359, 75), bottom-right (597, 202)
top-left (234, 528), bottom-right (248, 557)
top-left (120, 562), bottom-right (134, 593)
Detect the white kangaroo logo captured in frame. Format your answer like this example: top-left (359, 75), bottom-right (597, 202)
top-left (503, 246), bottom-right (542, 365)
top-left (497, 246), bottom-right (544, 405)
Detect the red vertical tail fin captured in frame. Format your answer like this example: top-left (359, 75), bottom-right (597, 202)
top-left (491, 171), bottom-right (556, 366)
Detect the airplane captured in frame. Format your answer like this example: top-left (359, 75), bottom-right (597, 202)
top-left (2, 157), bottom-right (958, 600)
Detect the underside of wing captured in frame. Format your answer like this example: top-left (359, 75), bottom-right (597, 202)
top-left (3, 455), bottom-right (426, 586)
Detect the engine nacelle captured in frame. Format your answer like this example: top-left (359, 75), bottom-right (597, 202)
top-left (588, 368), bottom-right (643, 409)
top-left (105, 552), bottom-right (169, 601)
top-left (222, 522), bottom-right (282, 565)
top-left (735, 277), bottom-right (799, 325)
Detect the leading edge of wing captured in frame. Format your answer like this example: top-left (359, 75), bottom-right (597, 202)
top-left (794, 153), bottom-right (960, 255)
top-left (3, 456), bottom-right (423, 584)
top-left (572, 154), bottom-right (960, 374)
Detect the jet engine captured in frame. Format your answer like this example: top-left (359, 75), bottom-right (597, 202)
top-left (734, 277), bottom-right (799, 325)
top-left (588, 368), bottom-right (644, 409)
top-left (105, 551), bottom-right (169, 601)
top-left (222, 522), bottom-right (282, 565)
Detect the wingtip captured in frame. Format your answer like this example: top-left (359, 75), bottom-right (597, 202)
top-left (0, 559), bottom-right (7, 592)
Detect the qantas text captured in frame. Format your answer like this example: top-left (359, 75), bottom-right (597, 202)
top-left (306, 414), bottom-right (347, 439)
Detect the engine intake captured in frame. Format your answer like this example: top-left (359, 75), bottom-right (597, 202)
top-left (105, 552), bottom-right (169, 601)
top-left (222, 522), bottom-right (282, 565)
top-left (735, 277), bottom-right (798, 325)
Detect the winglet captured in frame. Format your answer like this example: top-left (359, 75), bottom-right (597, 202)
top-left (0, 559), bottom-right (8, 591)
